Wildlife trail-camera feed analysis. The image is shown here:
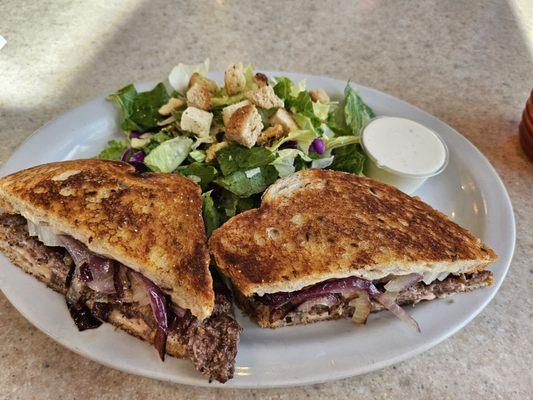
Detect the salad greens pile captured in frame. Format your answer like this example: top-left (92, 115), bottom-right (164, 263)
top-left (98, 60), bottom-right (375, 235)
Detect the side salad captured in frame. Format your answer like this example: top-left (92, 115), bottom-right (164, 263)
top-left (98, 60), bottom-right (375, 235)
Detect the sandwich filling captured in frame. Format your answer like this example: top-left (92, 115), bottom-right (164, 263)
top-left (0, 213), bottom-right (240, 383)
top-left (236, 271), bottom-right (493, 328)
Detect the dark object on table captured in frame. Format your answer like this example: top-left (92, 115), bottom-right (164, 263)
top-left (519, 89), bottom-right (533, 162)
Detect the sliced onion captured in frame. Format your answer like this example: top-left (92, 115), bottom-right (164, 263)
top-left (171, 304), bottom-right (187, 319)
top-left (27, 220), bottom-right (63, 246)
top-left (373, 292), bottom-right (420, 332)
top-left (59, 236), bottom-right (91, 266)
top-left (131, 272), bottom-right (168, 334)
top-left (85, 257), bottom-right (116, 294)
top-left (259, 276), bottom-right (380, 309)
top-left (384, 273), bottom-right (422, 292)
top-left (296, 294), bottom-right (340, 313)
top-left (437, 272), bottom-right (450, 281)
top-left (114, 264), bottom-right (132, 302)
top-left (129, 271), bottom-right (151, 305)
top-left (349, 290), bottom-right (371, 325)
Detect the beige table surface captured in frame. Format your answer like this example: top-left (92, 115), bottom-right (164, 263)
top-left (1, 0), bottom-right (532, 398)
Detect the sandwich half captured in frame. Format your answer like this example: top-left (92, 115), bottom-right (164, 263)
top-left (209, 169), bottom-right (498, 329)
top-left (0, 159), bottom-right (240, 382)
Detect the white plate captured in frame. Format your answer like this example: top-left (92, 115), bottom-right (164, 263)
top-left (0, 72), bottom-right (515, 388)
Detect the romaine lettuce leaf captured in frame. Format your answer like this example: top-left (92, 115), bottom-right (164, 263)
top-left (108, 83), bottom-right (170, 132)
top-left (328, 143), bottom-right (366, 175)
top-left (202, 191), bottom-right (220, 237)
top-left (293, 113), bottom-right (320, 135)
top-left (108, 84), bottom-right (140, 131)
top-left (214, 165), bottom-right (278, 197)
top-left (344, 83), bottom-right (375, 135)
top-left (98, 140), bottom-right (127, 161)
top-left (325, 135), bottom-right (360, 150)
top-left (168, 59), bottom-right (210, 94)
top-left (270, 148), bottom-right (311, 177)
top-left (268, 129), bottom-right (317, 154)
top-left (216, 145), bottom-right (277, 176)
top-left (273, 77), bottom-right (293, 100)
top-left (311, 155), bottom-right (335, 169)
top-left (144, 136), bottom-right (193, 172)
top-left (179, 162), bottom-right (218, 190)
top-left (312, 101), bottom-right (330, 121)
top-left (290, 79), bottom-right (307, 97)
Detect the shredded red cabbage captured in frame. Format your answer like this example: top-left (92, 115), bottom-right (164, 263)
top-left (309, 138), bottom-right (325, 155)
top-left (120, 147), bottom-right (133, 162)
top-left (280, 140), bottom-right (298, 149)
top-left (128, 151), bottom-right (146, 172)
top-left (130, 131), bottom-right (143, 138)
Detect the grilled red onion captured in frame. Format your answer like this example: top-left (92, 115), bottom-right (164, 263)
top-left (130, 271), bottom-right (168, 334)
top-left (84, 257), bottom-right (116, 294)
top-left (60, 236), bottom-right (116, 295)
top-left (259, 276), bottom-right (380, 309)
top-left (59, 236), bottom-right (90, 266)
top-left (296, 294), bottom-right (340, 313)
top-left (373, 292), bottom-right (420, 332)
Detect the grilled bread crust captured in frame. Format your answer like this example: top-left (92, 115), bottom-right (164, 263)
top-left (209, 169), bottom-right (497, 296)
top-left (0, 159), bottom-right (213, 319)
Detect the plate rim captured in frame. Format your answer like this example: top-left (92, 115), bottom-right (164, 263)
top-left (0, 71), bottom-right (516, 388)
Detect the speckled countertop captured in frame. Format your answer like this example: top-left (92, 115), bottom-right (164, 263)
top-left (1, 0), bottom-right (532, 398)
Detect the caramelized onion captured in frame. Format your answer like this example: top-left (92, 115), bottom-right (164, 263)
top-left (350, 291), bottom-right (371, 325)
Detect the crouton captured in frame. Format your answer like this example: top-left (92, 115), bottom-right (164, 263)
top-left (222, 100), bottom-right (250, 126)
top-left (257, 125), bottom-right (286, 145)
top-left (224, 63), bottom-right (247, 95)
top-left (158, 97), bottom-right (186, 115)
top-left (269, 108), bottom-right (298, 133)
top-left (186, 82), bottom-right (212, 110)
top-left (254, 72), bottom-right (269, 87)
top-left (309, 88), bottom-right (330, 103)
top-left (245, 86), bottom-right (284, 109)
top-left (205, 141), bottom-right (229, 162)
top-left (224, 103), bottom-right (263, 148)
top-left (181, 106), bottom-right (213, 137)
top-left (188, 72), bottom-right (218, 93)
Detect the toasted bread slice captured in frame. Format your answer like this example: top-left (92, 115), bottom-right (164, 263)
top-left (209, 169), bottom-right (497, 297)
top-left (0, 159), bottom-right (213, 319)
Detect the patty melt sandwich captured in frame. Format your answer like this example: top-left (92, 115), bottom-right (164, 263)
top-left (209, 169), bottom-right (498, 329)
top-left (0, 159), bottom-right (240, 382)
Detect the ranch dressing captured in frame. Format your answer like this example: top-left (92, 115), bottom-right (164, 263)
top-left (361, 117), bottom-right (448, 193)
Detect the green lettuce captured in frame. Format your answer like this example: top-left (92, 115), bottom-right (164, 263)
top-left (144, 136), bottom-right (193, 172)
top-left (268, 129), bottom-right (317, 154)
top-left (343, 83), bottom-right (375, 135)
top-left (179, 162), bottom-right (218, 191)
top-left (329, 143), bottom-right (366, 175)
top-left (216, 145), bottom-right (277, 176)
top-left (108, 83), bottom-right (170, 132)
top-left (214, 165), bottom-right (278, 197)
top-left (98, 140), bottom-right (127, 161)
top-left (202, 191), bottom-right (220, 237)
